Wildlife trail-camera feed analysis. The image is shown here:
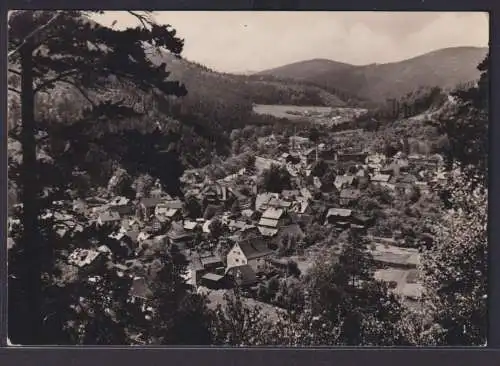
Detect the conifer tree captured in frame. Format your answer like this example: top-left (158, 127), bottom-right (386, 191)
top-left (8, 10), bottom-right (187, 344)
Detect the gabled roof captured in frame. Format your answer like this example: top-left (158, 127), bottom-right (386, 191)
top-left (158, 200), bottom-right (183, 210)
top-left (99, 211), bottom-right (121, 222)
top-left (237, 239), bottom-right (273, 260)
top-left (262, 207), bottom-right (284, 220)
top-left (371, 174), bottom-right (391, 183)
top-left (226, 264), bottom-right (257, 284)
top-left (340, 189), bottom-right (361, 199)
top-left (258, 218), bottom-right (280, 228)
top-left (183, 221), bottom-right (198, 230)
top-left (258, 227), bottom-right (279, 237)
top-left (326, 208), bottom-right (353, 217)
top-left (140, 197), bottom-right (162, 208)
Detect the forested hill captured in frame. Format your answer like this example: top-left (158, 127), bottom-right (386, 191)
top-left (256, 46), bottom-right (488, 104)
top-left (147, 50), bottom-right (348, 108)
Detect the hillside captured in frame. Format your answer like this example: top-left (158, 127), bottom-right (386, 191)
top-left (255, 58), bottom-right (356, 81)
top-left (149, 51), bottom-right (348, 109)
top-left (256, 46), bottom-right (488, 104)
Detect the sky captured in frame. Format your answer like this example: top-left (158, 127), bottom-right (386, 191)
top-left (92, 11), bottom-right (489, 74)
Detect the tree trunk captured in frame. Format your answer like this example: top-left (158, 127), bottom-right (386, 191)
top-left (19, 37), bottom-right (42, 344)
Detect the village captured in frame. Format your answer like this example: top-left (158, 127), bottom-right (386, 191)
top-left (7, 124), bottom-right (449, 317)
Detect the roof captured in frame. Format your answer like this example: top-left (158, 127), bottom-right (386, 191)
top-left (183, 221), bottom-right (198, 230)
top-left (201, 273), bottom-right (225, 282)
top-left (226, 264), bottom-right (258, 284)
top-left (258, 227), bottom-right (279, 237)
top-left (237, 239), bottom-right (273, 260)
top-left (68, 249), bottom-right (101, 268)
top-left (371, 174), bottom-right (391, 183)
top-left (262, 207), bottom-right (284, 220)
top-left (334, 175), bottom-right (355, 186)
top-left (99, 211), bottom-right (121, 222)
top-left (140, 197), bottom-right (162, 208)
top-left (326, 208), bottom-right (353, 217)
top-left (201, 255), bottom-right (222, 267)
top-left (110, 196), bottom-right (130, 206)
top-left (258, 218), bottom-right (279, 228)
top-left (159, 200), bottom-right (183, 210)
top-left (267, 198), bottom-right (292, 209)
top-left (340, 189), bottom-right (361, 199)
top-left (125, 231), bottom-right (140, 242)
top-left (129, 277), bottom-right (153, 299)
top-left (167, 222), bottom-right (192, 240)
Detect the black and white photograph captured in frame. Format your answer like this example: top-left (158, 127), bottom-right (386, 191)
top-left (7, 10), bottom-right (489, 346)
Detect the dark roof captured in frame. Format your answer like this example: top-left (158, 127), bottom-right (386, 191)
top-left (167, 222), bottom-right (192, 240)
top-left (125, 231), bottom-right (140, 242)
top-left (226, 264), bottom-right (257, 284)
top-left (141, 197), bottom-right (162, 208)
top-left (201, 255), bottom-right (223, 267)
top-left (237, 238), bottom-right (273, 260)
top-left (129, 277), bottom-right (152, 300)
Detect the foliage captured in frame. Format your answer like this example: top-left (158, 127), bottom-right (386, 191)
top-left (417, 171), bottom-right (487, 345)
top-left (434, 53), bottom-right (488, 189)
top-left (261, 164), bottom-right (292, 193)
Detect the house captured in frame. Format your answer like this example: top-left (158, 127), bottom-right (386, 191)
top-left (258, 207), bottom-right (285, 237)
top-left (370, 174), bottom-right (392, 187)
top-left (226, 238), bottom-right (273, 273)
top-left (339, 189), bottom-right (361, 206)
top-left (255, 192), bottom-right (279, 212)
top-left (267, 197), bottom-right (292, 211)
top-left (183, 220), bottom-right (200, 232)
top-left (97, 211), bottom-right (121, 227)
top-left (68, 248), bottom-right (104, 271)
top-left (201, 183), bottom-right (231, 205)
top-left (291, 197), bottom-right (310, 215)
top-left (300, 188), bottom-right (313, 200)
top-left (151, 216), bottom-right (168, 233)
top-left (154, 200), bottom-right (183, 221)
top-left (199, 273), bottom-right (228, 289)
top-left (129, 277), bottom-right (153, 306)
top-left (334, 175), bottom-right (355, 191)
top-left (200, 252), bottom-right (224, 272)
top-left (336, 151), bottom-right (368, 163)
top-left (289, 136), bottom-right (310, 150)
top-left (282, 189), bottom-right (300, 201)
top-left (139, 197), bottom-right (162, 219)
top-left (325, 208), bottom-right (353, 229)
top-left (303, 148), bottom-right (317, 163)
top-left (167, 221), bottom-right (194, 249)
top-left (226, 264), bottom-right (258, 287)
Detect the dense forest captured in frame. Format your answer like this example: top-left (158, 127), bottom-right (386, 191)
top-left (7, 10), bottom-right (488, 346)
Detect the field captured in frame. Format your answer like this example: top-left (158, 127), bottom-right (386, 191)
top-left (252, 104), bottom-right (333, 119)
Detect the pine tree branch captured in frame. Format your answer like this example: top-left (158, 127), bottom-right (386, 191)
top-left (8, 68), bottom-right (22, 76)
top-left (34, 69), bottom-right (81, 93)
top-left (8, 87), bottom-right (21, 94)
top-left (8, 11), bottom-right (62, 59)
top-left (128, 11), bottom-right (151, 29)
top-left (58, 79), bottom-right (96, 107)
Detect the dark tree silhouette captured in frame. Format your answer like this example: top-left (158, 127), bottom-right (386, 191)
top-left (8, 10), bottom-right (186, 344)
